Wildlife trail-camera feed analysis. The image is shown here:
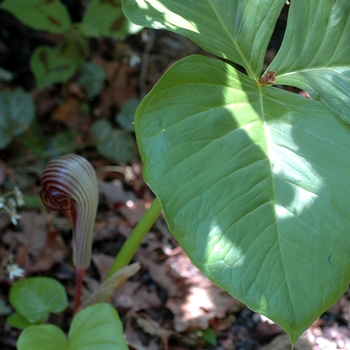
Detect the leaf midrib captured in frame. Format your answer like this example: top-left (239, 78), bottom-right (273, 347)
top-left (206, 0), bottom-right (254, 77)
top-left (258, 87), bottom-right (297, 321)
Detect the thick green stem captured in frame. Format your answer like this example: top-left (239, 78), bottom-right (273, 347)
top-left (104, 197), bottom-right (162, 280)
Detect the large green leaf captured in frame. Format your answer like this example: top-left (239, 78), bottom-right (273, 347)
top-left (135, 54), bottom-right (350, 343)
top-left (0, 0), bottom-right (71, 34)
top-left (268, 0), bottom-right (350, 124)
top-left (122, 0), bottom-right (285, 78)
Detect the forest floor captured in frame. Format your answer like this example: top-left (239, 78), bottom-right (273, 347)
top-left (0, 3), bottom-right (350, 350)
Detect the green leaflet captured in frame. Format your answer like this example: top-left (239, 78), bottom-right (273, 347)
top-left (68, 303), bottom-right (128, 349)
top-left (269, 0), bottom-right (350, 124)
top-left (17, 325), bottom-right (68, 350)
top-left (10, 277), bottom-right (68, 324)
top-left (81, 0), bottom-right (141, 38)
top-left (122, 0), bottom-right (286, 79)
top-left (0, 0), bottom-right (71, 34)
top-left (91, 119), bottom-right (136, 162)
top-left (0, 88), bottom-right (35, 149)
top-left (30, 46), bottom-right (76, 89)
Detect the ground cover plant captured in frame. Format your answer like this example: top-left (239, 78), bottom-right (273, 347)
top-left (0, 0), bottom-right (140, 163)
top-left (0, 0), bottom-right (140, 89)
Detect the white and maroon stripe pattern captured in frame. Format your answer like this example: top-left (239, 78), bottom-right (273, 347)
top-left (40, 154), bottom-right (98, 269)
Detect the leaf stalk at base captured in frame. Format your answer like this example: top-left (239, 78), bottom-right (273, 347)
top-left (104, 197), bottom-right (161, 280)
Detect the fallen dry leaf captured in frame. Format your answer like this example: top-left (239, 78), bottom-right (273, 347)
top-left (3, 211), bottom-right (47, 255)
top-left (52, 96), bottom-right (92, 137)
top-left (136, 247), bottom-right (180, 298)
top-left (260, 333), bottom-right (312, 350)
top-left (137, 245), bottom-right (243, 333)
top-left (0, 213), bottom-right (11, 231)
top-left (166, 250), bottom-right (243, 332)
top-left (2, 211), bottom-right (68, 273)
top-left (98, 180), bottom-right (136, 207)
top-left (113, 280), bottom-right (141, 309)
top-left (35, 89), bottom-right (59, 118)
top-left (130, 285), bottom-right (162, 311)
top-left (113, 279), bottom-right (163, 312)
top-left (136, 316), bottom-right (166, 336)
top-left (124, 317), bottom-right (153, 350)
top-left (166, 280), bottom-right (242, 332)
top-left (94, 213), bottom-right (124, 241)
top-left (92, 253), bottom-right (115, 279)
top-left (0, 164), bottom-right (6, 185)
top-left (92, 57), bottom-right (119, 84)
top-left (136, 315), bottom-right (172, 350)
top-left (119, 199), bottom-right (147, 225)
top-left (112, 62), bottom-right (139, 109)
top-left (254, 318), bottom-right (284, 342)
top-left (81, 262), bottom-right (141, 308)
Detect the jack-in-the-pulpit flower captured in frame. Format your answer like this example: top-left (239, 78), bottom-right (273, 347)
top-left (40, 154), bottom-right (98, 269)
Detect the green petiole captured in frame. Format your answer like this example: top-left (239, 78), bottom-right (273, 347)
top-left (104, 197), bottom-right (162, 280)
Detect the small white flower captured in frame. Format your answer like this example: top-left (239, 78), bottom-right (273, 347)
top-left (14, 187), bottom-right (25, 207)
top-left (9, 210), bottom-right (21, 225)
top-left (7, 264), bottom-right (25, 280)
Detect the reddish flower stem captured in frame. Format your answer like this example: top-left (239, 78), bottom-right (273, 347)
top-left (73, 267), bottom-right (85, 314)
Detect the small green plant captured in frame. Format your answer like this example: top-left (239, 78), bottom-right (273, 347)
top-left (0, 0), bottom-right (141, 89)
top-left (91, 98), bottom-right (141, 163)
top-left (0, 1), bottom-right (142, 162)
top-left (0, 88), bottom-right (35, 149)
top-left (7, 277), bottom-right (68, 329)
top-left (7, 277), bottom-right (127, 350)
